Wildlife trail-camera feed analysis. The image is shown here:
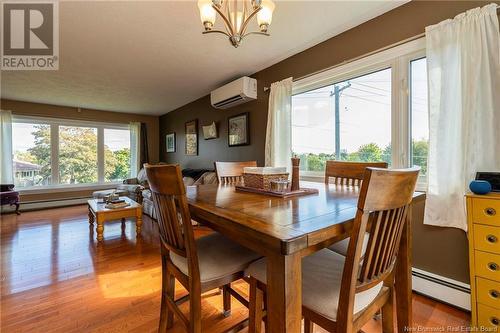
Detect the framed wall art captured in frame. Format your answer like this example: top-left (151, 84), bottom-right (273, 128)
top-left (228, 112), bottom-right (249, 147)
top-left (185, 119), bottom-right (198, 155)
top-left (166, 133), bottom-right (176, 153)
top-left (202, 121), bottom-right (218, 140)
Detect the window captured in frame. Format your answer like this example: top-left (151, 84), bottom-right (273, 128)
top-left (291, 38), bottom-right (428, 187)
top-left (292, 68), bottom-right (392, 172)
top-left (59, 126), bottom-right (98, 184)
top-left (13, 123), bottom-right (51, 187)
top-left (104, 128), bottom-right (131, 182)
top-left (410, 57), bottom-right (429, 181)
top-left (11, 117), bottom-right (134, 189)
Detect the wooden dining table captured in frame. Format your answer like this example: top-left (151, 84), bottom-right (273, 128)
top-left (186, 181), bottom-right (425, 333)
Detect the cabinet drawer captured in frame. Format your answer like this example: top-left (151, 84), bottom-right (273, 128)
top-left (477, 277), bottom-right (500, 309)
top-left (475, 251), bottom-right (500, 281)
top-left (474, 224), bottom-right (500, 254)
top-left (478, 303), bottom-right (500, 330)
top-left (473, 199), bottom-right (500, 226)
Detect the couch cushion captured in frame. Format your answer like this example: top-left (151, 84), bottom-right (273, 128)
top-left (142, 189), bottom-right (152, 200)
top-left (183, 177), bottom-right (196, 186)
top-left (170, 233), bottom-right (260, 284)
top-left (137, 168), bottom-right (148, 185)
top-left (245, 249), bottom-right (382, 321)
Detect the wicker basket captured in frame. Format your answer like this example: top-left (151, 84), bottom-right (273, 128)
top-left (243, 173), bottom-right (289, 190)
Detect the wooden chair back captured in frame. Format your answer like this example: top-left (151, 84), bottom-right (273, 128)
top-left (214, 161), bottom-right (257, 185)
top-left (144, 164), bottom-right (199, 275)
top-left (324, 161), bottom-right (388, 186)
top-left (336, 167), bottom-right (419, 331)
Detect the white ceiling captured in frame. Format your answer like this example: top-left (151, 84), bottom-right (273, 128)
top-left (1, 0), bottom-right (407, 115)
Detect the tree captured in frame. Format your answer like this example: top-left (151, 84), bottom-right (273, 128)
top-left (14, 151), bottom-right (36, 163)
top-left (106, 148), bottom-right (130, 181)
top-left (27, 125), bottom-right (52, 183)
top-left (348, 143), bottom-right (382, 162)
top-left (382, 144), bottom-right (392, 166)
top-left (412, 139), bottom-right (428, 175)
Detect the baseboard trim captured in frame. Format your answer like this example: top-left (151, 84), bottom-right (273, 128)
top-left (0, 197), bottom-right (89, 214)
top-left (412, 267), bottom-right (471, 311)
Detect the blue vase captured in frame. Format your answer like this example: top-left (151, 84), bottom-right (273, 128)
top-left (469, 180), bottom-right (492, 195)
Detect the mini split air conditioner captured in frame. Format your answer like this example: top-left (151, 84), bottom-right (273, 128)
top-left (210, 76), bottom-right (257, 109)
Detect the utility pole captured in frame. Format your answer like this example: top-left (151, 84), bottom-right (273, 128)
top-left (331, 82), bottom-right (351, 160)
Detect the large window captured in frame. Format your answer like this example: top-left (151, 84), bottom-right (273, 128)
top-left (12, 117), bottom-right (133, 189)
top-left (410, 57), bottom-right (429, 180)
top-left (104, 128), bottom-right (131, 182)
top-left (59, 126), bottom-right (98, 184)
top-left (291, 38), bottom-right (429, 187)
top-left (13, 123), bottom-right (51, 187)
top-left (292, 68), bottom-right (392, 172)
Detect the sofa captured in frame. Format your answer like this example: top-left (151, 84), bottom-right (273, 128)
top-left (124, 167), bottom-right (217, 219)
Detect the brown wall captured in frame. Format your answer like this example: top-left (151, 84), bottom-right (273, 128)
top-left (2, 98), bottom-right (160, 202)
top-left (159, 1), bottom-right (499, 283)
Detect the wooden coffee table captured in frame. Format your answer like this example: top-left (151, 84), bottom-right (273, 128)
top-left (87, 197), bottom-right (142, 242)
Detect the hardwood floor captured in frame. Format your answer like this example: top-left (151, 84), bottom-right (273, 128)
top-left (1, 205), bottom-right (470, 332)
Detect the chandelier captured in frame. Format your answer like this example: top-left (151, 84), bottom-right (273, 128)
top-left (197, 0), bottom-right (275, 48)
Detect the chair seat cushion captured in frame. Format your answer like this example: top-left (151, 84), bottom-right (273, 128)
top-left (328, 232), bottom-right (370, 257)
top-left (170, 233), bottom-right (261, 284)
top-left (245, 249), bottom-right (382, 321)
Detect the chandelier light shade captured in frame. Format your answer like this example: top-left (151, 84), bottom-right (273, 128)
top-left (197, 0), bottom-right (275, 48)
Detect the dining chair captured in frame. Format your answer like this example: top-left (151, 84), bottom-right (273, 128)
top-left (145, 164), bottom-right (261, 333)
top-left (246, 167), bottom-right (419, 333)
top-left (325, 161), bottom-right (388, 256)
top-left (214, 161), bottom-right (257, 184)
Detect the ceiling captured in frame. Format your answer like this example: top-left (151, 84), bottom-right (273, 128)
top-left (1, 0), bottom-right (407, 116)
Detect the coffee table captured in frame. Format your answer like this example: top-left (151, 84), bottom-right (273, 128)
top-left (87, 197), bottom-right (142, 242)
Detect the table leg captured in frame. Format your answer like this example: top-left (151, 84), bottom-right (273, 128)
top-left (266, 253), bottom-right (302, 333)
top-left (136, 211), bottom-right (143, 235)
top-left (96, 216), bottom-right (104, 242)
top-left (395, 214), bottom-right (412, 332)
top-left (88, 205), bottom-right (94, 225)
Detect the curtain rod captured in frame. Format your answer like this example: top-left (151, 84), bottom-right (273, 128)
top-left (264, 4), bottom-right (500, 92)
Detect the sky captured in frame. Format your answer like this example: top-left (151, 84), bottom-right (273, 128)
top-left (292, 57), bottom-right (429, 155)
top-left (12, 125), bottom-right (130, 155)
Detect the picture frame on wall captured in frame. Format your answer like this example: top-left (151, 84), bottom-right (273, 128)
top-left (228, 112), bottom-right (249, 147)
top-left (202, 122), bottom-right (218, 140)
top-left (166, 133), bottom-right (176, 153)
top-left (185, 119), bottom-right (198, 155)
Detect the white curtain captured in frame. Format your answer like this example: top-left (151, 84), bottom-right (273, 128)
top-left (424, 3), bottom-right (500, 231)
top-left (129, 122), bottom-right (141, 177)
top-left (265, 77), bottom-right (293, 169)
top-left (0, 110), bottom-right (14, 184)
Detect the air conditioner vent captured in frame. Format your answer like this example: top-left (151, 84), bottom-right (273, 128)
top-left (210, 77), bottom-right (257, 109)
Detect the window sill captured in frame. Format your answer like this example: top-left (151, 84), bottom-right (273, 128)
top-left (17, 183), bottom-right (122, 195)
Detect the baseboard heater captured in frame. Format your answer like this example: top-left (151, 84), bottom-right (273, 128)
top-left (412, 267), bottom-right (471, 311)
top-left (0, 196), bottom-right (90, 214)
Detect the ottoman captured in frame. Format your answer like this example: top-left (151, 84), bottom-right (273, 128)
top-left (92, 189), bottom-right (127, 200)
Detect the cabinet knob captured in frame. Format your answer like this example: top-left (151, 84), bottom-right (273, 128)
top-left (488, 262), bottom-right (499, 271)
top-left (490, 290), bottom-right (500, 298)
top-left (485, 208), bottom-right (497, 216)
top-left (487, 235), bottom-right (498, 243)
top-left (491, 317), bottom-right (500, 326)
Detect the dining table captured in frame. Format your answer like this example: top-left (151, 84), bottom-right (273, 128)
top-left (186, 181), bottom-right (426, 333)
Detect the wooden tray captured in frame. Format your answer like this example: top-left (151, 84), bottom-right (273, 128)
top-left (235, 185), bottom-right (319, 198)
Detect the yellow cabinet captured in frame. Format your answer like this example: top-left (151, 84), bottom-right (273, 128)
top-left (467, 192), bottom-right (500, 329)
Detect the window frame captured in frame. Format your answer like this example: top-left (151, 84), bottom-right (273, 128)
top-left (292, 37), bottom-right (427, 190)
top-left (12, 115), bottom-right (131, 192)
